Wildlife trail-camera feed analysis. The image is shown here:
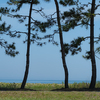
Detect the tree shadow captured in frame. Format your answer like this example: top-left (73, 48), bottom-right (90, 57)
top-left (0, 88), bottom-right (100, 92)
top-left (0, 88), bottom-right (37, 91)
top-left (51, 88), bottom-right (100, 92)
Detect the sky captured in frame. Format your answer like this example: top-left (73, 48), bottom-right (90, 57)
top-left (0, 0), bottom-right (100, 83)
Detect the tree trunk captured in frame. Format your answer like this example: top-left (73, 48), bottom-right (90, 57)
top-left (54, 0), bottom-right (69, 88)
top-left (89, 0), bottom-right (96, 89)
top-left (21, 1), bottom-right (33, 89)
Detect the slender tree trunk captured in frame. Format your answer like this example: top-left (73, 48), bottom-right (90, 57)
top-left (89, 0), bottom-right (96, 89)
top-left (54, 0), bottom-right (69, 88)
top-left (21, 1), bottom-right (33, 89)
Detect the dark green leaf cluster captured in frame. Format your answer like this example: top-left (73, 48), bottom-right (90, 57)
top-left (0, 7), bottom-right (10, 15)
top-left (0, 16), bottom-right (10, 34)
top-left (0, 16), bottom-right (19, 57)
top-left (7, 14), bottom-right (27, 20)
top-left (83, 51), bottom-right (91, 59)
top-left (62, 19), bottom-right (78, 32)
top-left (59, 0), bottom-right (76, 6)
top-left (0, 22), bottom-right (11, 33)
top-left (5, 43), bottom-right (19, 57)
top-left (29, 31), bottom-right (58, 46)
top-left (22, 32), bottom-right (46, 46)
top-left (7, 31), bottom-right (21, 38)
top-left (64, 37), bottom-right (85, 55)
top-left (0, 16), bottom-right (9, 33)
top-left (33, 19), bottom-right (56, 32)
top-left (95, 47), bottom-right (100, 54)
top-left (0, 17), bottom-right (21, 38)
top-left (7, 0), bottom-right (40, 11)
top-left (0, 39), bottom-right (19, 57)
top-left (61, 3), bottom-right (90, 31)
top-left (36, 42), bottom-right (46, 46)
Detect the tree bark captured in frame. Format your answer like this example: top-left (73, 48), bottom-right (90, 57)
top-left (54, 0), bottom-right (69, 88)
top-left (89, 0), bottom-right (96, 89)
top-left (21, 0), bottom-right (33, 89)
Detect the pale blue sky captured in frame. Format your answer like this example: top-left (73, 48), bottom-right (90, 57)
top-left (0, 0), bottom-right (100, 83)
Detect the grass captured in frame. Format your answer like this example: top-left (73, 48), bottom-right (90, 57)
top-left (0, 83), bottom-right (64, 91)
top-left (0, 91), bottom-right (100, 100)
top-left (0, 82), bottom-right (100, 100)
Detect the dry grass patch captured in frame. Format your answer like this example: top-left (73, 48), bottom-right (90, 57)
top-left (0, 91), bottom-right (100, 100)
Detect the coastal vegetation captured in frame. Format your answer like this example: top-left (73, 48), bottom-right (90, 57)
top-left (0, 82), bottom-right (100, 100)
top-left (1, 82), bottom-right (100, 91)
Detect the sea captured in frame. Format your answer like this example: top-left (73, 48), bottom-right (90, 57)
top-left (0, 79), bottom-right (92, 84)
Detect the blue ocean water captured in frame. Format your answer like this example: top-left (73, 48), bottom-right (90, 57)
top-left (0, 79), bottom-right (91, 84)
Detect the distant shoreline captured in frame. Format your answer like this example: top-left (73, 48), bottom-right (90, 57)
top-left (0, 79), bottom-right (95, 84)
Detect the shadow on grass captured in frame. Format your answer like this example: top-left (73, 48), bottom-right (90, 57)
top-left (0, 88), bottom-right (100, 91)
top-left (51, 88), bottom-right (100, 92)
top-left (0, 88), bottom-right (37, 91)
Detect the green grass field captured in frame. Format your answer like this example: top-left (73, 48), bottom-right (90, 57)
top-left (0, 82), bottom-right (100, 100)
